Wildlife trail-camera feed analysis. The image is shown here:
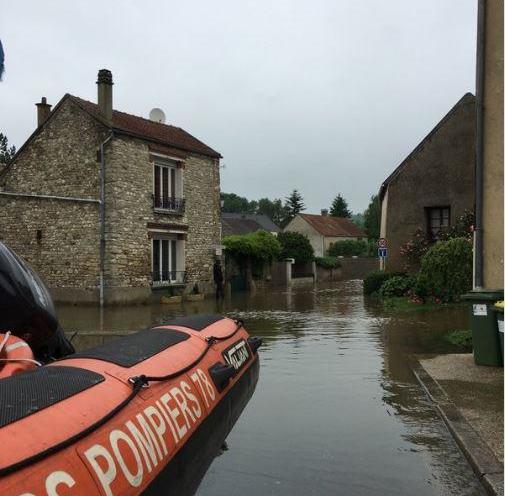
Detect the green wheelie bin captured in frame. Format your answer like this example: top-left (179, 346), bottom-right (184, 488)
top-left (462, 290), bottom-right (504, 366)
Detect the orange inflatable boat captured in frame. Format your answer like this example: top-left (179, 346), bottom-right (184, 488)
top-left (0, 316), bottom-right (260, 496)
top-left (0, 244), bottom-right (261, 496)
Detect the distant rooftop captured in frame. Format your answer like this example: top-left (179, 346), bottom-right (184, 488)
top-left (222, 213), bottom-right (280, 236)
top-left (299, 213), bottom-right (365, 237)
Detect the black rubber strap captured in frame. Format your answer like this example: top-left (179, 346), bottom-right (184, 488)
top-left (0, 319), bottom-right (243, 478)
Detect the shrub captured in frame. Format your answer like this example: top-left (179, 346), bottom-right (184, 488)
top-left (223, 231), bottom-right (281, 263)
top-left (417, 237), bottom-right (473, 302)
top-left (277, 231), bottom-right (314, 264)
top-left (378, 275), bottom-right (415, 298)
top-left (328, 239), bottom-right (368, 257)
top-left (363, 270), bottom-right (404, 296)
top-left (315, 256), bottom-right (341, 269)
top-left (400, 228), bottom-right (431, 271)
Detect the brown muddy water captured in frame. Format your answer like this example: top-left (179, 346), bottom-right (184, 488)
top-left (57, 280), bottom-right (486, 496)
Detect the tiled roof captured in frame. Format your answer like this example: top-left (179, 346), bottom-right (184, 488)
top-left (300, 214), bottom-right (365, 237)
top-left (70, 95), bottom-right (221, 158)
top-left (222, 213), bottom-right (280, 233)
top-left (222, 217), bottom-right (265, 237)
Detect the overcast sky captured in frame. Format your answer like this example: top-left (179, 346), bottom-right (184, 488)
top-left (1, 0), bottom-right (477, 213)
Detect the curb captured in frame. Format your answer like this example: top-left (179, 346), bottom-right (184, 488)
top-left (409, 356), bottom-right (504, 496)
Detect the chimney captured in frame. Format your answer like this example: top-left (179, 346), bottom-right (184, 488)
top-left (96, 69), bottom-right (113, 122)
top-left (321, 209), bottom-right (328, 216)
top-left (35, 97), bottom-right (52, 127)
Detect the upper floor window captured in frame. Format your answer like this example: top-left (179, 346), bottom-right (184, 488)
top-left (427, 206), bottom-right (450, 240)
top-left (153, 161), bottom-right (184, 213)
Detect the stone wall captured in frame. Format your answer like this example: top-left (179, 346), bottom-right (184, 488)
top-left (382, 95), bottom-right (475, 272)
top-left (103, 136), bottom-right (221, 303)
top-left (0, 98), bottom-right (104, 302)
top-left (0, 97), bottom-right (221, 304)
top-left (0, 196), bottom-right (100, 301)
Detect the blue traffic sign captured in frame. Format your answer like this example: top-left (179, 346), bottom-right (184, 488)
top-left (378, 248), bottom-right (387, 258)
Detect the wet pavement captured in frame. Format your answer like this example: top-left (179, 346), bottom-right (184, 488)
top-left (58, 280), bottom-right (487, 496)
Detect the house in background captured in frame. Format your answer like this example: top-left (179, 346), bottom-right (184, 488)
top-left (221, 213), bottom-right (280, 237)
top-left (0, 69), bottom-right (222, 304)
top-left (379, 93), bottom-right (475, 272)
top-left (284, 210), bottom-right (365, 257)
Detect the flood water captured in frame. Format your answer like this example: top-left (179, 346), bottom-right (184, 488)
top-left (57, 280), bottom-right (486, 496)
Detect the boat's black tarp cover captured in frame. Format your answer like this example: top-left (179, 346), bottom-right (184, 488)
top-left (162, 314), bottom-right (225, 331)
top-left (0, 242), bottom-right (74, 360)
top-left (68, 328), bottom-right (191, 367)
top-left (0, 365), bottom-right (104, 429)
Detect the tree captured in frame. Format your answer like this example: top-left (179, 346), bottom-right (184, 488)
top-left (257, 197), bottom-right (288, 227)
top-left (277, 232), bottom-right (314, 264)
top-left (363, 195), bottom-right (380, 240)
top-left (284, 189), bottom-right (305, 225)
top-left (0, 133), bottom-right (16, 166)
top-left (220, 193), bottom-right (256, 214)
top-left (329, 194), bottom-right (351, 218)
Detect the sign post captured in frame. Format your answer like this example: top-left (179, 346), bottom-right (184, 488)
top-left (378, 238), bottom-right (387, 271)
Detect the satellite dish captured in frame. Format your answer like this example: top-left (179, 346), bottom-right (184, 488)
top-left (149, 108), bottom-right (166, 124)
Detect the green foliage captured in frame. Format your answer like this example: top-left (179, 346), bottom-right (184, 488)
top-left (378, 275), bottom-right (415, 298)
top-left (363, 271), bottom-right (404, 296)
top-left (223, 231), bottom-right (281, 263)
top-left (363, 195), bottom-right (380, 240)
top-left (417, 237), bottom-right (473, 302)
top-left (0, 133), bottom-right (16, 165)
top-left (330, 194), bottom-right (351, 218)
top-left (443, 330), bottom-right (472, 351)
top-left (277, 231), bottom-right (314, 264)
top-left (284, 189), bottom-right (305, 226)
top-left (400, 228), bottom-right (431, 271)
top-left (315, 256), bottom-right (341, 269)
top-left (439, 210), bottom-right (474, 241)
top-left (351, 212), bottom-right (365, 229)
top-left (220, 193), bottom-right (256, 214)
top-left (328, 239), bottom-right (368, 257)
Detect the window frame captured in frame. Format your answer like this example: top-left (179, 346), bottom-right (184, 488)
top-left (426, 206), bottom-right (451, 240)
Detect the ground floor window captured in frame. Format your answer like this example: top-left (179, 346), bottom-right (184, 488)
top-left (152, 237), bottom-right (184, 284)
top-left (426, 206), bottom-right (450, 240)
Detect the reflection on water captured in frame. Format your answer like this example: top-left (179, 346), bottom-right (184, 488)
top-left (57, 280), bottom-right (485, 496)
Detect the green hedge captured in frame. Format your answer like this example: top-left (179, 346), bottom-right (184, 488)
top-left (315, 256), bottom-right (341, 269)
top-left (363, 271), bottom-right (405, 296)
top-left (277, 231), bottom-right (314, 264)
top-left (223, 231), bottom-right (281, 262)
top-left (416, 237), bottom-right (472, 302)
top-left (378, 275), bottom-right (415, 298)
top-left (328, 239), bottom-right (368, 257)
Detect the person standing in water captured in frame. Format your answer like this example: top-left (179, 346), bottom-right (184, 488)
top-left (213, 258), bottom-right (224, 299)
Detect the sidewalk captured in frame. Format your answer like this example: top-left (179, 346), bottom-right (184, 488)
top-left (410, 354), bottom-right (503, 496)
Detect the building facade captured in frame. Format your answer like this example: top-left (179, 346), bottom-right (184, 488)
top-left (0, 70), bottom-right (221, 304)
top-left (379, 94), bottom-right (476, 272)
top-left (284, 211), bottom-right (365, 257)
top-left (474, 0), bottom-right (503, 290)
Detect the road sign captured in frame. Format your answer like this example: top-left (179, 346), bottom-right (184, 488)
top-left (378, 248), bottom-right (387, 258)
top-left (378, 238), bottom-right (387, 248)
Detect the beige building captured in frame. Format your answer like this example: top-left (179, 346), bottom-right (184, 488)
top-left (284, 211), bottom-right (365, 257)
top-left (0, 70), bottom-right (222, 304)
top-left (474, 0), bottom-right (503, 290)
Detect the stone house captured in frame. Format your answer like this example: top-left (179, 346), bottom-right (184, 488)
top-left (284, 210), bottom-right (366, 257)
top-left (0, 70), bottom-right (222, 304)
top-left (222, 213), bottom-right (280, 236)
top-left (379, 93), bottom-right (475, 272)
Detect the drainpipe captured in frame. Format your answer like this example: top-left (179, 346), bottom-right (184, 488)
top-left (99, 132), bottom-right (114, 307)
top-left (474, 0), bottom-right (486, 289)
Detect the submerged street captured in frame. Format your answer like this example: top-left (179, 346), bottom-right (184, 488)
top-left (59, 281), bottom-right (486, 496)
